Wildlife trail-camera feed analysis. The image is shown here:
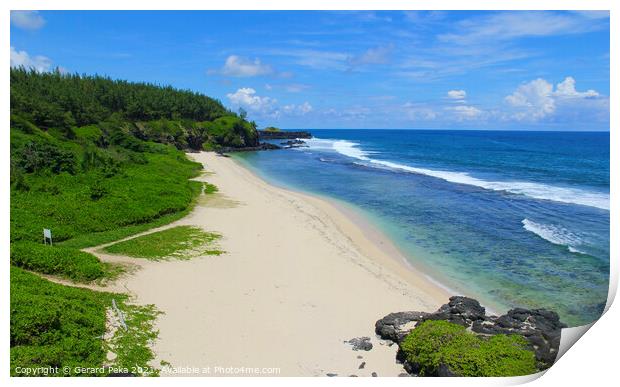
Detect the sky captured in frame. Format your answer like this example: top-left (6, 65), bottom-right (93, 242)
top-left (10, 10), bottom-right (610, 130)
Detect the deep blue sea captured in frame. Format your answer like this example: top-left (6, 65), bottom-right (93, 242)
top-left (235, 129), bottom-right (610, 326)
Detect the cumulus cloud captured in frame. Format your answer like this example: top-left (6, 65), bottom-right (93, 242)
top-left (227, 88), bottom-right (313, 119)
top-left (505, 78), bottom-right (555, 120)
top-left (10, 46), bottom-right (52, 72)
top-left (217, 55), bottom-right (273, 77)
top-left (447, 105), bottom-right (483, 120)
top-left (505, 76), bottom-right (604, 121)
top-left (554, 77), bottom-right (599, 98)
top-left (447, 89), bottom-right (467, 101)
top-left (227, 88), bottom-right (276, 113)
top-left (11, 11), bottom-right (46, 30)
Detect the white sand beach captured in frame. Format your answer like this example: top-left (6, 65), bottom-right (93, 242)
top-left (89, 151), bottom-right (451, 377)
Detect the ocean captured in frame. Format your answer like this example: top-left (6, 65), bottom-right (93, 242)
top-left (235, 129), bottom-right (610, 327)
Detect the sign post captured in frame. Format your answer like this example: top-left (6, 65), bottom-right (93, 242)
top-left (43, 229), bottom-right (52, 246)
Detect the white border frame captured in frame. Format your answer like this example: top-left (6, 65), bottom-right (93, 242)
top-left (2, 1), bottom-right (616, 386)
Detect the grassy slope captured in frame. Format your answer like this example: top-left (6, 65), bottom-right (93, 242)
top-left (9, 128), bottom-right (207, 370)
top-left (11, 131), bottom-right (203, 244)
top-left (9, 68), bottom-right (266, 375)
top-left (9, 128), bottom-right (204, 374)
top-left (8, 70), bottom-right (245, 375)
top-left (103, 225), bottom-right (222, 260)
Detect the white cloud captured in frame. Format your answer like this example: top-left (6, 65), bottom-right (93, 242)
top-left (505, 78), bottom-right (555, 120)
top-left (402, 102), bottom-right (437, 121)
top-left (299, 102), bottom-right (313, 114)
top-left (284, 84), bottom-right (310, 93)
top-left (11, 11), bottom-right (45, 30)
top-left (268, 48), bottom-right (349, 70)
top-left (572, 11), bottom-right (609, 20)
top-left (226, 88), bottom-right (276, 113)
top-left (403, 10), bottom-right (446, 24)
top-left (348, 44), bottom-right (394, 67)
top-left (283, 102), bottom-right (313, 115)
top-left (353, 11), bottom-right (393, 23)
top-left (219, 55), bottom-right (273, 77)
top-left (227, 88), bottom-right (313, 119)
top-left (10, 46), bottom-right (52, 72)
top-left (440, 11), bottom-right (604, 45)
top-left (554, 77), bottom-right (599, 98)
top-left (447, 89), bottom-right (467, 101)
top-left (447, 105), bottom-right (483, 120)
top-left (505, 76), bottom-right (603, 121)
top-left (277, 71), bottom-right (294, 79)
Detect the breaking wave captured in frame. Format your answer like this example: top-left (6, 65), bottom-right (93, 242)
top-left (305, 138), bottom-right (609, 210)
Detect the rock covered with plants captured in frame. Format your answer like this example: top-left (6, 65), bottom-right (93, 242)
top-left (375, 296), bottom-right (566, 376)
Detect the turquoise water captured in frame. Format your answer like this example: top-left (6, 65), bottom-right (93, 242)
top-left (235, 130), bottom-right (609, 326)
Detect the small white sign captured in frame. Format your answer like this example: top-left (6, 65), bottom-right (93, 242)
top-left (43, 229), bottom-right (53, 245)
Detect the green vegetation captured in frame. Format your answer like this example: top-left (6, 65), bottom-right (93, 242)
top-left (10, 68), bottom-right (251, 375)
top-left (11, 242), bottom-right (109, 282)
top-left (203, 182), bottom-right (219, 194)
top-left (104, 226), bottom-right (222, 260)
top-left (11, 268), bottom-right (160, 376)
top-left (106, 302), bottom-right (161, 376)
top-left (11, 68), bottom-right (259, 151)
top-left (400, 320), bottom-right (538, 377)
top-left (11, 267), bottom-right (113, 376)
top-left (263, 126), bottom-right (281, 132)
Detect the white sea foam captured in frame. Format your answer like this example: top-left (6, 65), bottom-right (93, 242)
top-left (568, 246), bottom-right (588, 255)
top-left (522, 219), bottom-right (586, 254)
top-left (305, 138), bottom-right (609, 210)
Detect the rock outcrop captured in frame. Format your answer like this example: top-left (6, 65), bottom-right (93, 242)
top-left (375, 296), bottom-right (566, 375)
top-left (258, 130), bottom-right (312, 139)
top-left (280, 139), bottom-right (308, 148)
top-left (217, 142), bottom-right (281, 153)
top-left (344, 337), bottom-right (373, 351)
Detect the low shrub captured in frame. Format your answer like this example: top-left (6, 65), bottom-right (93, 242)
top-left (10, 242), bottom-right (106, 282)
top-left (10, 267), bottom-right (115, 375)
top-left (400, 320), bottom-right (538, 377)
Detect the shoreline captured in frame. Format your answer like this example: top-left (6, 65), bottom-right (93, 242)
top-left (222, 152), bottom-right (452, 306)
top-left (92, 151), bottom-right (453, 376)
top-left (234, 155), bottom-right (501, 316)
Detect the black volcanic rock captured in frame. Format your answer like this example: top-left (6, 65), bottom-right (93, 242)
top-left (217, 142), bottom-right (281, 153)
top-left (280, 139), bottom-right (308, 148)
top-left (375, 311), bottom-right (429, 342)
top-left (472, 307), bottom-right (566, 367)
top-left (345, 337), bottom-right (373, 351)
top-left (258, 130), bottom-right (312, 139)
top-left (426, 296), bottom-right (487, 326)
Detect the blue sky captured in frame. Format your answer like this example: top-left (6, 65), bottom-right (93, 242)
top-left (10, 10), bottom-right (610, 130)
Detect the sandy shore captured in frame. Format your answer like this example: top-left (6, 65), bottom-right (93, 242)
top-left (91, 151), bottom-right (451, 377)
